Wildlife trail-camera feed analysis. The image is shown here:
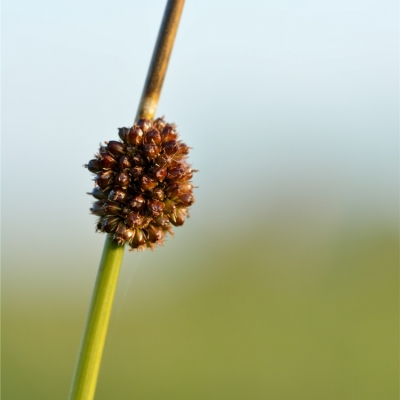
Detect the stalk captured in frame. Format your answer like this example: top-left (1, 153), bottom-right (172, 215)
top-left (68, 2), bottom-right (185, 399)
top-left (135, 0), bottom-right (185, 121)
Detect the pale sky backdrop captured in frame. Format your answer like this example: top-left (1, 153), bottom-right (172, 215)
top-left (2, 0), bottom-right (398, 292)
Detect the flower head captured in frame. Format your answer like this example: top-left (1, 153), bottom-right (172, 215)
top-left (86, 117), bottom-right (195, 250)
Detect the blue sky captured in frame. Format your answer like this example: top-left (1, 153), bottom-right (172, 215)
top-left (2, 0), bottom-right (398, 283)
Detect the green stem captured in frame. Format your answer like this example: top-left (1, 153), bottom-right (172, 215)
top-left (68, 236), bottom-right (124, 400)
top-left (68, 1), bottom-right (185, 400)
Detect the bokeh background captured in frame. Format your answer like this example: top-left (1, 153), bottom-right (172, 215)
top-left (2, 0), bottom-right (398, 399)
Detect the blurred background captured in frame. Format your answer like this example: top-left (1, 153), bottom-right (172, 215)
top-left (2, 0), bottom-right (398, 399)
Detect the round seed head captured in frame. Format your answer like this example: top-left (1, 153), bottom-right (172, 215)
top-left (86, 118), bottom-right (196, 250)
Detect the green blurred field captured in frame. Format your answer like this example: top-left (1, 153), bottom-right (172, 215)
top-left (2, 216), bottom-right (398, 399)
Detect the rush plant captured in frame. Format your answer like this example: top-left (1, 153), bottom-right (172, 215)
top-left (68, 2), bottom-right (189, 399)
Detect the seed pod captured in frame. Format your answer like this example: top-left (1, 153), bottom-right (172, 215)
top-left (107, 141), bottom-right (125, 156)
top-left (146, 224), bottom-right (164, 243)
top-left (136, 119), bottom-right (152, 133)
top-left (103, 201), bottom-right (121, 215)
top-left (127, 181), bottom-right (141, 194)
top-left (130, 166), bottom-right (144, 179)
top-left (169, 208), bottom-right (186, 226)
top-left (125, 212), bottom-right (144, 228)
top-left (87, 159), bottom-right (101, 173)
top-left (115, 224), bottom-right (128, 245)
top-left (118, 127), bottom-right (129, 142)
top-left (144, 129), bottom-right (162, 145)
top-left (102, 216), bottom-right (121, 233)
top-left (175, 208), bottom-right (187, 226)
top-left (162, 125), bottom-right (178, 141)
top-left (129, 194), bottom-right (146, 212)
top-left (96, 219), bottom-right (103, 231)
top-left (132, 152), bottom-right (146, 166)
top-left (177, 193), bottom-right (194, 207)
top-left (91, 201), bottom-right (105, 216)
top-left (163, 199), bottom-right (176, 214)
top-left (184, 168), bottom-right (194, 180)
top-left (126, 126), bottom-right (144, 146)
top-left (140, 175), bottom-right (158, 191)
top-left (98, 153), bottom-right (116, 170)
top-left (151, 166), bottom-right (167, 182)
top-left (108, 187), bottom-right (127, 202)
top-left (90, 187), bottom-right (108, 200)
top-left (143, 143), bottom-right (160, 160)
top-left (176, 142), bottom-right (189, 155)
top-left (153, 117), bottom-right (166, 132)
top-left (155, 153), bottom-right (171, 166)
top-left (179, 183), bottom-right (193, 193)
top-left (154, 216), bottom-right (170, 228)
top-left (121, 228), bottom-right (135, 243)
top-left (118, 155), bottom-right (131, 170)
top-left (164, 140), bottom-right (177, 155)
top-left (130, 229), bottom-right (146, 249)
top-left (115, 222), bottom-right (127, 235)
top-left (167, 166), bottom-right (186, 180)
top-left (115, 172), bottom-right (130, 189)
top-left (151, 187), bottom-right (165, 201)
top-left (166, 183), bottom-right (181, 199)
top-left (147, 199), bottom-right (165, 217)
top-left (96, 170), bottom-right (114, 190)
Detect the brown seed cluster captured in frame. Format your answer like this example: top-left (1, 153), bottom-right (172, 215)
top-left (85, 117), bottom-right (195, 250)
